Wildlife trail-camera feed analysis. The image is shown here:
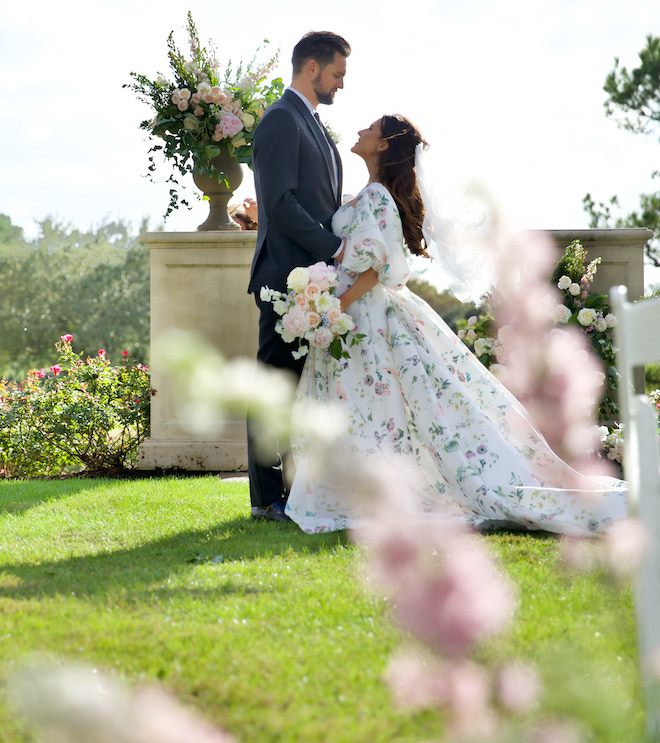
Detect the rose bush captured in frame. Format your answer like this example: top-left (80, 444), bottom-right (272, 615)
top-left (0, 336), bottom-right (153, 478)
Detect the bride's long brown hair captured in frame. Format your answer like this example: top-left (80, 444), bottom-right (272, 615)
top-left (377, 114), bottom-right (430, 258)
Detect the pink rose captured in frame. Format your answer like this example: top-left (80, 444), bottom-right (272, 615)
top-left (61, 333), bottom-right (73, 343)
top-left (307, 311), bottom-right (321, 328)
top-left (212, 88), bottom-right (228, 105)
top-left (294, 293), bottom-right (309, 310)
top-left (36, 368), bottom-right (45, 379)
top-left (281, 307), bottom-right (310, 338)
top-left (50, 364), bottom-right (61, 375)
top-left (326, 307), bottom-right (341, 324)
top-left (309, 326), bottom-right (334, 349)
top-left (308, 261), bottom-right (336, 290)
top-left (219, 113), bottom-right (243, 138)
top-left (98, 349), bottom-right (105, 357)
top-left (304, 283), bottom-right (321, 302)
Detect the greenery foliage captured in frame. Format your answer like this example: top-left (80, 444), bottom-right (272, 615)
top-left (0, 336), bottom-right (152, 478)
top-left (0, 215), bottom-right (150, 380)
top-left (551, 241), bottom-right (619, 422)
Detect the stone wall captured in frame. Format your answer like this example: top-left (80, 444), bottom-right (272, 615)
top-left (138, 228), bottom-right (652, 471)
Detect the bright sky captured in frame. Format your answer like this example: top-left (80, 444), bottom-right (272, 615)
top-left (2, 0), bottom-right (659, 267)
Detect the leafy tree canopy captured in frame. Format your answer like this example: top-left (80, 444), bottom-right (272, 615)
top-left (0, 215), bottom-right (151, 379)
top-left (586, 35), bottom-right (660, 269)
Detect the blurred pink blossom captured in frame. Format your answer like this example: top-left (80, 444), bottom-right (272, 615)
top-left (361, 511), bottom-right (516, 658)
top-left (496, 662), bottom-right (542, 712)
top-left (602, 516), bottom-right (649, 579)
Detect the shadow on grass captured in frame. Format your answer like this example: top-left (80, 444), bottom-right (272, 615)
top-left (0, 514), bottom-right (350, 604)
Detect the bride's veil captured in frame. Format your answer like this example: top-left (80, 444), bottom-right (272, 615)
top-left (415, 142), bottom-right (497, 304)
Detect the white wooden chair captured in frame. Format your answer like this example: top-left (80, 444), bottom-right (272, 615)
top-left (610, 284), bottom-right (660, 738)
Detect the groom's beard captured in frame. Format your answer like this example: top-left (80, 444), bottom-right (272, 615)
top-left (312, 76), bottom-right (336, 105)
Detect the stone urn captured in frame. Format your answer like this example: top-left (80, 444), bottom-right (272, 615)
top-left (192, 148), bottom-right (244, 231)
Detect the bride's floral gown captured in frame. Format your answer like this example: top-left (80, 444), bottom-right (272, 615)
top-left (285, 183), bottom-right (627, 534)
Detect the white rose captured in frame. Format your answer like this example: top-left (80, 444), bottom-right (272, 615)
top-left (605, 313), bottom-right (617, 328)
top-left (238, 74), bottom-right (255, 90)
top-left (466, 329), bottom-right (477, 341)
top-left (273, 299), bottom-right (288, 316)
top-left (594, 317), bottom-right (608, 333)
top-left (156, 75), bottom-right (168, 86)
top-left (577, 308), bottom-right (597, 327)
top-left (557, 275), bottom-right (571, 290)
top-left (474, 337), bottom-right (494, 357)
top-left (240, 112), bottom-right (256, 130)
top-left (551, 304), bottom-right (572, 324)
top-left (467, 315), bottom-right (478, 326)
top-left (569, 283), bottom-right (581, 296)
top-left (183, 115), bottom-right (198, 131)
top-left (287, 266), bottom-right (310, 294)
top-left (331, 314), bottom-right (354, 335)
top-left (315, 292), bottom-right (338, 313)
top-left (457, 329), bottom-right (466, 340)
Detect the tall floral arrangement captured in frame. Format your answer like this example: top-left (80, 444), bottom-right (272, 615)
top-left (125, 12), bottom-right (283, 218)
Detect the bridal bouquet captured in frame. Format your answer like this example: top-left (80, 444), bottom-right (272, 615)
top-left (124, 12), bottom-right (283, 217)
top-left (261, 263), bottom-right (363, 361)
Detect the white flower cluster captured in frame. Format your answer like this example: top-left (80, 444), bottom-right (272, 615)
top-left (595, 423), bottom-right (624, 462)
top-left (553, 275), bottom-right (617, 331)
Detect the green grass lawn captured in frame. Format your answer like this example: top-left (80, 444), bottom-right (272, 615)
top-left (0, 476), bottom-right (643, 742)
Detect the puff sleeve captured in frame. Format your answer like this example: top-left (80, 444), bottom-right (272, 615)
top-left (340, 183), bottom-right (411, 289)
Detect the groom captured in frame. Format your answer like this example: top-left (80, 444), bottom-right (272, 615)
top-left (247, 31), bottom-right (351, 521)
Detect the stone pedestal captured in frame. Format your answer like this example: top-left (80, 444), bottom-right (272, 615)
top-left (138, 231), bottom-right (258, 471)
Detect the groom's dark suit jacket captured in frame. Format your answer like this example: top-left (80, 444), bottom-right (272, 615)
top-left (248, 88), bottom-right (343, 296)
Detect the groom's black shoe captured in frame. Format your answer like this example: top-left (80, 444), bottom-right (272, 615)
top-left (251, 500), bottom-right (291, 523)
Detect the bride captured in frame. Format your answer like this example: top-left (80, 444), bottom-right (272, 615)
top-left (284, 113), bottom-right (627, 535)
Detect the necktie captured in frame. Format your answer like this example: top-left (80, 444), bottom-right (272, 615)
top-left (314, 112), bottom-right (338, 197)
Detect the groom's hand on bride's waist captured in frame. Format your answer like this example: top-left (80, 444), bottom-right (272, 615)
top-left (333, 237), bottom-right (347, 264)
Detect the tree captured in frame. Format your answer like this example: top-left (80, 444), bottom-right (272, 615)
top-left (585, 35), bottom-right (660, 267)
top-left (407, 277), bottom-right (477, 331)
top-left (0, 216), bottom-right (151, 379)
